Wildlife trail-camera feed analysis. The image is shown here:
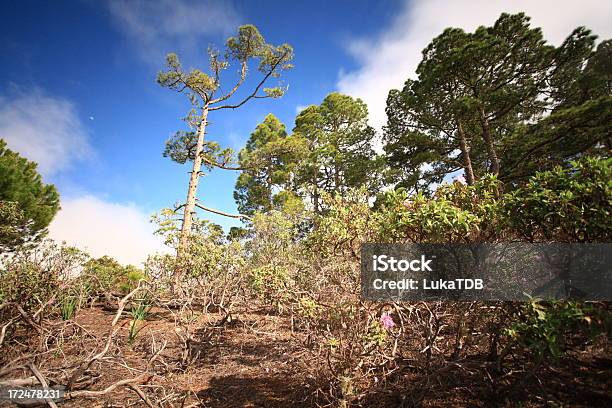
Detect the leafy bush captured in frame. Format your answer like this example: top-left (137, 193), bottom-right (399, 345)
top-left (151, 209), bottom-right (232, 279)
top-left (374, 175), bottom-right (503, 243)
top-left (245, 210), bottom-right (310, 310)
top-left (148, 209), bottom-right (246, 310)
top-left (79, 256), bottom-right (145, 299)
top-left (306, 189), bottom-right (372, 257)
top-left (504, 157), bottom-right (611, 242)
top-left (0, 242), bottom-right (87, 312)
top-left (505, 300), bottom-right (610, 360)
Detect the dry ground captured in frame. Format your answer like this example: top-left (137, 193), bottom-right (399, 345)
top-left (1, 303), bottom-right (610, 407)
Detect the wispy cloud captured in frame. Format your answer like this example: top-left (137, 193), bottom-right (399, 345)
top-left (338, 0), bottom-right (612, 131)
top-left (226, 131), bottom-right (246, 151)
top-left (295, 105), bottom-right (309, 115)
top-left (0, 89), bottom-right (92, 177)
top-left (107, 0), bottom-right (241, 63)
top-left (48, 195), bottom-right (167, 266)
top-left (0, 87), bottom-right (166, 265)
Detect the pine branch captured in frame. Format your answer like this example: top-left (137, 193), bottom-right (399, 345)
top-left (194, 201), bottom-right (251, 220)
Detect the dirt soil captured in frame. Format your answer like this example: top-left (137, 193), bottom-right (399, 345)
top-left (59, 305), bottom-right (314, 407)
top-left (1, 304), bottom-right (610, 407)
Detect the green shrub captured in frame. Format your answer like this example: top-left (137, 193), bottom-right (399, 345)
top-left (306, 189), bottom-right (372, 257)
top-left (505, 299), bottom-right (609, 360)
top-left (374, 188), bottom-right (482, 243)
top-left (0, 243), bottom-right (86, 312)
top-left (244, 210), bottom-right (310, 309)
top-left (79, 256), bottom-right (146, 298)
top-left (504, 157), bottom-right (611, 242)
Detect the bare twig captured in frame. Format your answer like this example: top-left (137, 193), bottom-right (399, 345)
top-left (28, 363), bottom-right (58, 408)
top-left (15, 304), bottom-right (43, 334)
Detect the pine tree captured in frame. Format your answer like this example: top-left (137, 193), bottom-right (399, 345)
top-left (0, 139), bottom-right (60, 250)
top-left (157, 25), bottom-right (293, 285)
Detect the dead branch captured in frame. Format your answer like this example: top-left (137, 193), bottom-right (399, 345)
top-left (0, 316), bottom-right (18, 346)
top-left (201, 154), bottom-right (252, 171)
top-left (67, 282), bottom-right (144, 389)
top-left (148, 339), bottom-right (168, 368)
top-left (15, 304), bottom-right (44, 334)
top-left (0, 376), bottom-right (39, 387)
top-left (28, 363), bottom-right (58, 408)
top-left (194, 201), bottom-right (251, 220)
top-left (128, 383), bottom-right (156, 408)
top-left (112, 283), bottom-right (144, 326)
top-left (65, 373), bottom-right (151, 399)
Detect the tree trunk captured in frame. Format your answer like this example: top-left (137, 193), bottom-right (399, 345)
top-left (175, 106), bottom-right (209, 289)
top-left (457, 121), bottom-right (475, 185)
top-left (312, 159), bottom-right (320, 213)
top-left (479, 108), bottom-right (500, 175)
top-left (313, 183), bottom-right (320, 214)
top-left (266, 167), bottom-right (273, 212)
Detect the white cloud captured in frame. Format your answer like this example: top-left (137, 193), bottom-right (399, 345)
top-left (0, 90), bottom-right (92, 176)
top-left (295, 105), bottom-right (309, 114)
top-left (0, 88), bottom-right (165, 265)
top-left (48, 195), bottom-right (168, 266)
top-left (108, 0), bottom-right (240, 63)
top-left (338, 0), bottom-right (612, 130)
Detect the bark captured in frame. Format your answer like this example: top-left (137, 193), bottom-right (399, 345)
top-left (457, 121), bottom-right (475, 185)
top-left (479, 107), bottom-right (500, 175)
top-left (176, 106), bottom-right (209, 288)
top-left (313, 186), bottom-right (320, 214)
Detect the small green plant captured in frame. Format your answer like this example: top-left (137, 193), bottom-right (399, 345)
top-left (60, 295), bottom-right (78, 320)
top-left (127, 295), bottom-right (151, 345)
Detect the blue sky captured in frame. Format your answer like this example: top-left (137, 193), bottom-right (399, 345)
top-left (1, 0), bottom-right (610, 264)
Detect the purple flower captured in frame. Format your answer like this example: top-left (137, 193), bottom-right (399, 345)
top-left (379, 313), bottom-right (395, 330)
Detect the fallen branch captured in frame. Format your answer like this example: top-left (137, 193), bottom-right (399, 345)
top-left (67, 282), bottom-right (144, 389)
top-left (128, 383), bottom-right (156, 408)
top-left (65, 373), bottom-right (151, 399)
top-left (0, 376), bottom-right (39, 387)
top-left (28, 363), bottom-right (58, 408)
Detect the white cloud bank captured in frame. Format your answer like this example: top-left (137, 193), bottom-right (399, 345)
top-left (108, 0), bottom-right (240, 63)
top-left (338, 0), bottom-right (612, 130)
top-left (0, 90), bottom-right (92, 176)
top-left (0, 89), bottom-right (166, 265)
top-left (48, 196), bottom-right (166, 266)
